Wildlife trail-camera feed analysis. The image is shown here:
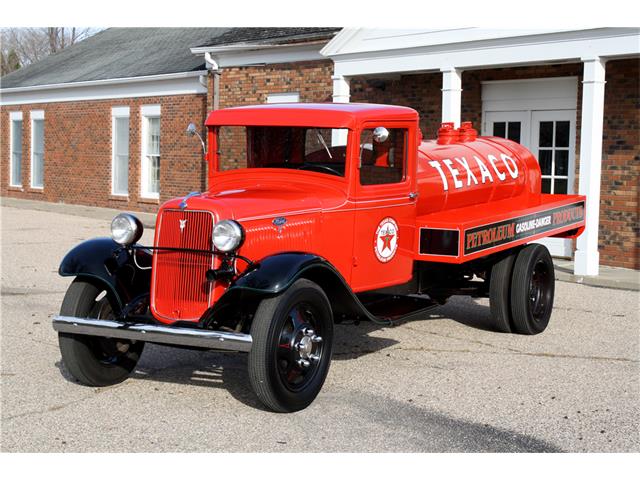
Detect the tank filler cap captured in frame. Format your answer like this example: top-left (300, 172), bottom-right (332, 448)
top-left (457, 121), bottom-right (478, 142)
top-left (437, 122), bottom-right (458, 145)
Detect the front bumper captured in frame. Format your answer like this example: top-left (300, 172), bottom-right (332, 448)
top-left (52, 315), bottom-right (252, 352)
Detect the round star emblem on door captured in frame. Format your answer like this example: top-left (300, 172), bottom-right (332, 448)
top-left (374, 217), bottom-right (399, 263)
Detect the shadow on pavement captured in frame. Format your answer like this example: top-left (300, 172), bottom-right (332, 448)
top-left (50, 294), bottom-right (560, 452)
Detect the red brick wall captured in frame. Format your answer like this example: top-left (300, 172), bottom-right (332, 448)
top-left (350, 73), bottom-right (442, 138)
top-left (206, 60), bottom-right (334, 171)
top-left (598, 59), bottom-right (640, 269)
top-left (1, 94), bottom-right (207, 213)
top-left (217, 60), bottom-right (333, 108)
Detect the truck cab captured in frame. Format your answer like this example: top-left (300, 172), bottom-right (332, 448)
top-left (53, 103), bottom-right (586, 412)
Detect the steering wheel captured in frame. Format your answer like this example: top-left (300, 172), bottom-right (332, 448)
top-left (297, 163), bottom-right (342, 176)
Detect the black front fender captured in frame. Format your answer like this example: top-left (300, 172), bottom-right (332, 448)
top-left (231, 253), bottom-right (330, 294)
top-left (59, 237), bottom-right (151, 313)
top-left (226, 253), bottom-right (390, 325)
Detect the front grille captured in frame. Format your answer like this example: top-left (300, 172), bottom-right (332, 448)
top-left (151, 210), bottom-right (217, 323)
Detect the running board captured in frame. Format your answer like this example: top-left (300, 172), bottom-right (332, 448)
top-left (52, 316), bottom-right (252, 352)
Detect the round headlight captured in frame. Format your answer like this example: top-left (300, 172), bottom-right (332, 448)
top-left (212, 220), bottom-right (244, 252)
top-left (111, 213), bottom-right (143, 246)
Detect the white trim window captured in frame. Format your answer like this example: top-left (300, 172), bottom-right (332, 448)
top-left (140, 105), bottom-right (161, 199)
top-left (111, 107), bottom-right (130, 196)
top-left (30, 110), bottom-right (45, 189)
top-left (266, 92), bottom-right (300, 103)
top-left (9, 111), bottom-right (23, 187)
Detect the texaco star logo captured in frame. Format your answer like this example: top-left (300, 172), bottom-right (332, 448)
top-left (374, 217), bottom-right (399, 263)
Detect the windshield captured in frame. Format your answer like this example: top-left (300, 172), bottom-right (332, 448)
top-left (216, 126), bottom-right (349, 177)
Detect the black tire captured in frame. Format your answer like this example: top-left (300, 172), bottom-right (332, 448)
top-left (488, 252), bottom-right (517, 333)
top-left (248, 278), bottom-right (333, 412)
top-left (58, 279), bottom-right (144, 386)
top-left (510, 244), bottom-right (555, 335)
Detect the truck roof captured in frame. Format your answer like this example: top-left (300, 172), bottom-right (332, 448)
top-left (205, 103), bottom-right (419, 129)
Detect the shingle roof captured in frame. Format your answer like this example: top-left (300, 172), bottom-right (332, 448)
top-left (0, 27), bottom-right (340, 89)
top-left (0, 28), bottom-right (228, 89)
top-left (194, 27), bottom-right (341, 48)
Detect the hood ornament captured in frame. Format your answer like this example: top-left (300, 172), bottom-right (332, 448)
top-left (273, 216), bottom-right (287, 235)
top-left (179, 219), bottom-right (187, 232)
top-left (179, 191), bottom-right (200, 210)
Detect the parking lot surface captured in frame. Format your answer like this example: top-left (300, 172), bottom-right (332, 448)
top-left (1, 204), bottom-right (638, 452)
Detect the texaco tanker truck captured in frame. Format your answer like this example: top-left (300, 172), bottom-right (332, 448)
top-left (53, 103), bottom-right (586, 412)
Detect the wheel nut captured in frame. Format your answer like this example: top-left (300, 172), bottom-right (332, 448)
top-left (309, 354), bottom-right (320, 363)
top-left (311, 335), bottom-right (323, 344)
top-left (303, 328), bottom-right (315, 336)
top-left (297, 359), bottom-right (311, 368)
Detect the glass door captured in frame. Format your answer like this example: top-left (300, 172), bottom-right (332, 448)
top-left (531, 110), bottom-right (577, 257)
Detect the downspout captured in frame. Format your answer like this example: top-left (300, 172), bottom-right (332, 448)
top-left (204, 52), bottom-right (220, 191)
top-left (205, 52), bottom-right (220, 110)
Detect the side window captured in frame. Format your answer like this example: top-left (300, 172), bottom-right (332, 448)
top-left (359, 127), bottom-right (406, 186)
top-left (112, 107), bottom-right (130, 196)
top-left (30, 110), bottom-right (45, 189)
top-left (141, 105), bottom-right (161, 199)
top-left (9, 112), bottom-right (23, 187)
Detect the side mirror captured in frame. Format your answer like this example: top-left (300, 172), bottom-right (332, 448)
top-left (186, 123), bottom-right (205, 156)
top-left (372, 126), bottom-right (389, 143)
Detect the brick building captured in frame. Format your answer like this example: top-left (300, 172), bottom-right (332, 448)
top-left (1, 27), bottom-right (639, 275)
top-left (0, 28), bottom-right (339, 213)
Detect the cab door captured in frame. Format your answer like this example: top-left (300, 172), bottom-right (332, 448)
top-left (351, 122), bottom-right (417, 292)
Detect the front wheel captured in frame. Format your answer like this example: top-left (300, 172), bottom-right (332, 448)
top-left (248, 279), bottom-right (333, 412)
top-left (58, 279), bottom-right (144, 386)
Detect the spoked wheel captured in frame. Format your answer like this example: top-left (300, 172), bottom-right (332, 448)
top-left (510, 244), bottom-right (555, 335)
top-left (276, 303), bottom-right (326, 391)
top-left (249, 279), bottom-right (333, 412)
top-left (58, 279), bottom-right (144, 386)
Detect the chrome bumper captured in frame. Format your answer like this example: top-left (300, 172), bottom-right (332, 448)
top-left (52, 315), bottom-right (252, 352)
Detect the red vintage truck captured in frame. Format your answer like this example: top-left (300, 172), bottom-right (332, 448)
top-left (53, 103), bottom-right (585, 412)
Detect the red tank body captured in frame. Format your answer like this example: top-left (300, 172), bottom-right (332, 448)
top-left (416, 123), bottom-right (542, 216)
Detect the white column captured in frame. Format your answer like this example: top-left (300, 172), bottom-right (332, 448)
top-left (331, 75), bottom-right (351, 146)
top-left (574, 57), bottom-right (606, 276)
top-left (440, 67), bottom-right (462, 127)
top-left (332, 74), bottom-right (351, 103)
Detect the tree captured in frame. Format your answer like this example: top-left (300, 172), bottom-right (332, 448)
top-left (1, 49), bottom-right (21, 76)
top-left (1, 27), bottom-right (98, 76)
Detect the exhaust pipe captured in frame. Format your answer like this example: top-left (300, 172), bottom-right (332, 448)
top-left (52, 316), bottom-right (252, 352)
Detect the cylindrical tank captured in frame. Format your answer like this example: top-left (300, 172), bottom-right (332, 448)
top-left (416, 122), bottom-right (542, 216)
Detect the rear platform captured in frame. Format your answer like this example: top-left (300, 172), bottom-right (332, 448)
top-left (416, 194), bottom-right (585, 264)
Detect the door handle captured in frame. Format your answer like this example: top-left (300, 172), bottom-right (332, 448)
top-left (409, 191), bottom-right (419, 200)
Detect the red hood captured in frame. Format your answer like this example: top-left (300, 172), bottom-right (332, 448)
top-left (159, 170), bottom-right (348, 221)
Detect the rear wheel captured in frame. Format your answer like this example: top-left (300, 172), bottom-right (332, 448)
top-left (58, 279), bottom-right (144, 386)
top-left (510, 244), bottom-right (555, 335)
top-left (248, 279), bottom-right (333, 412)
top-left (488, 252), bottom-right (517, 333)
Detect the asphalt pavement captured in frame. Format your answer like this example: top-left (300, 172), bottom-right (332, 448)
top-left (1, 204), bottom-right (638, 452)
